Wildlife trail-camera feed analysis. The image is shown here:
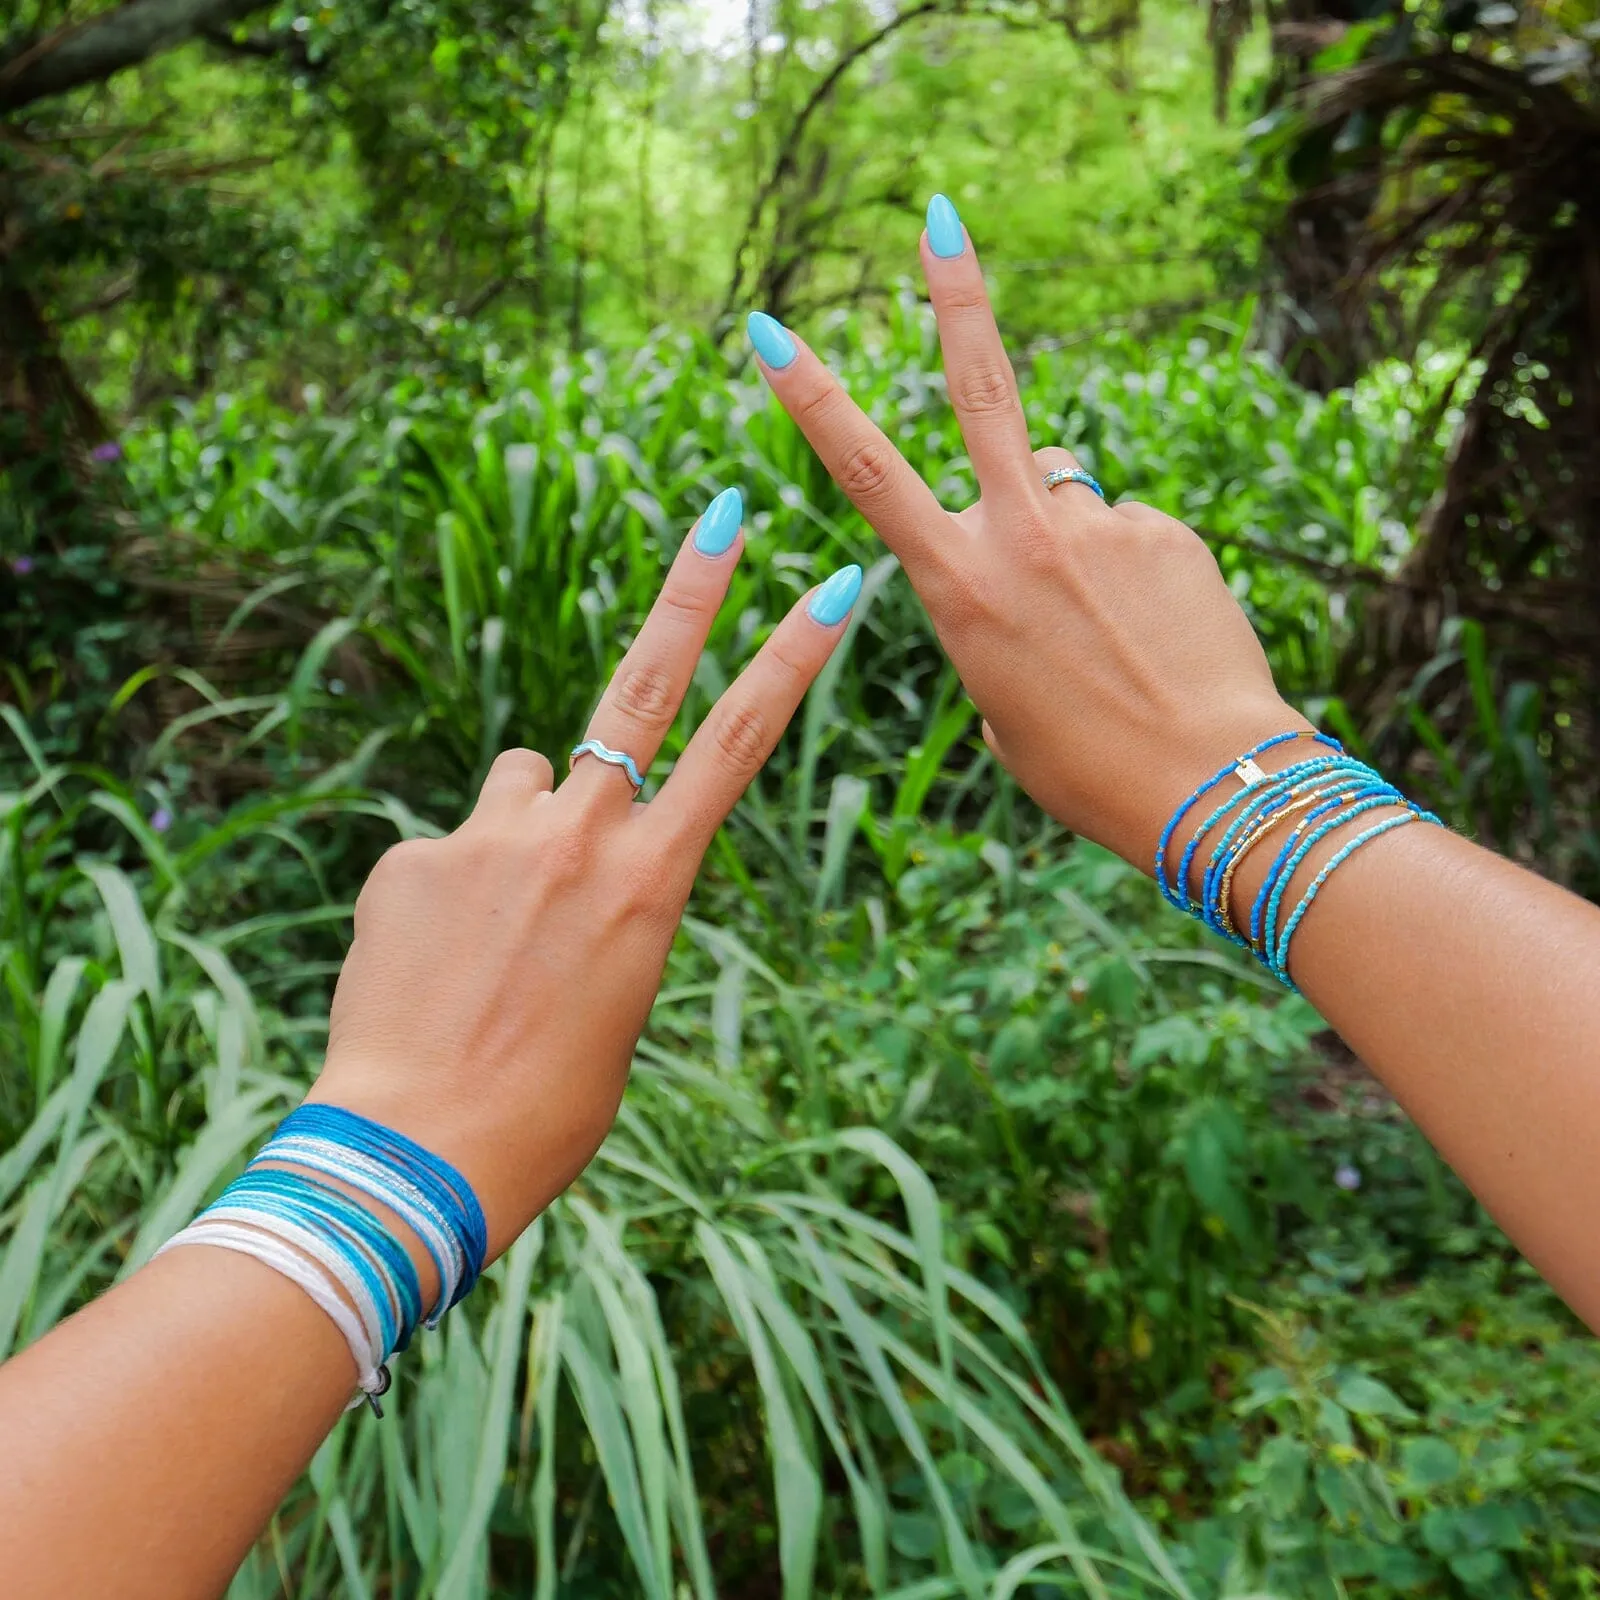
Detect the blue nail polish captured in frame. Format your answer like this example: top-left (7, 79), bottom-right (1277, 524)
top-left (808, 564), bottom-right (862, 627)
top-left (747, 311), bottom-right (797, 370)
top-left (926, 193), bottom-right (965, 259)
top-left (693, 486), bottom-right (743, 557)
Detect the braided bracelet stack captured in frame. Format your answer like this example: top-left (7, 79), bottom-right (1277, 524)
top-left (157, 1104), bottom-right (486, 1415)
top-left (1156, 731), bottom-right (1442, 990)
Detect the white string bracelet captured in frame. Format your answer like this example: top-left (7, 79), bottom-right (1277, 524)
top-left (157, 1219), bottom-right (390, 1412)
top-left (261, 1135), bottom-right (465, 1324)
top-left (156, 1105), bottom-right (487, 1418)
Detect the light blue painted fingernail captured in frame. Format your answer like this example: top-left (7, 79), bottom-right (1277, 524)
top-left (747, 311), bottom-right (797, 370)
top-left (808, 563), bottom-right (862, 627)
top-left (926, 193), bottom-right (965, 259)
top-left (693, 486), bottom-right (743, 557)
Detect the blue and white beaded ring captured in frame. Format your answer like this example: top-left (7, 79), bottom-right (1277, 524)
top-left (1042, 466), bottom-right (1105, 501)
top-left (570, 738), bottom-right (645, 792)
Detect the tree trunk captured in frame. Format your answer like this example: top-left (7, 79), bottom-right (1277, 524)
top-left (0, 276), bottom-right (115, 554)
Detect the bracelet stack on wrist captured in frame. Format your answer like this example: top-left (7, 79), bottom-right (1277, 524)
top-left (1155, 731), bottom-right (1442, 991)
top-left (157, 1104), bottom-right (486, 1416)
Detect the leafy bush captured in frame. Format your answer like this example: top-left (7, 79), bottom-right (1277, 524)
top-left (5, 316), bottom-right (1597, 1596)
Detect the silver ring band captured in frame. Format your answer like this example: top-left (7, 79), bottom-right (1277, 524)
top-left (569, 739), bottom-right (645, 792)
top-left (1042, 466), bottom-right (1105, 501)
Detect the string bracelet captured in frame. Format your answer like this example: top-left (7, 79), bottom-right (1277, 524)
top-left (157, 1104), bottom-right (487, 1416)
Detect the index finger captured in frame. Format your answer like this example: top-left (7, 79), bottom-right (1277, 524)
top-left (746, 313), bottom-right (954, 590)
top-left (645, 563), bottom-right (862, 857)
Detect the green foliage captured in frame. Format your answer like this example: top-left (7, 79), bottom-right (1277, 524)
top-left (8, 314), bottom-right (1599, 1595)
top-left (1175, 1283), bottom-right (1600, 1598)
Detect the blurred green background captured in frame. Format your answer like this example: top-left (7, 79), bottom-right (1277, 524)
top-left (3, 0), bottom-right (1599, 1595)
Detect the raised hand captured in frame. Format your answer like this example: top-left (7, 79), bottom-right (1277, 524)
top-left (745, 197), bottom-right (1309, 873)
top-left (311, 491), bottom-right (861, 1254)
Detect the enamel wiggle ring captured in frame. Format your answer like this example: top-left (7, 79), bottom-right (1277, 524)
top-left (569, 739), bottom-right (645, 793)
top-left (1042, 466), bottom-right (1105, 500)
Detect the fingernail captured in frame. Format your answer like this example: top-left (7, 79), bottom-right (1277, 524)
top-left (807, 563), bottom-right (862, 627)
top-left (693, 486), bottom-right (743, 557)
top-left (747, 311), bottom-right (797, 370)
top-left (926, 193), bottom-right (965, 259)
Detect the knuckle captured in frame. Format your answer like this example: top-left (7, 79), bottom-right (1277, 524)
top-left (372, 836), bottom-right (434, 880)
top-left (836, 439), bottom-right (894, 501)
top-left (1114, 498), bottom-right (1168, 528)
top-left (792, 382), bottom-right (841, 433)
top-left (487, 746), bottom-right (550, 784)
top-left (612, 660), bottom-right (677, 723)
top-left (613, 854), bottom-right (671, 920)
top-left (936, 572), bottom-right (992, 631)
top-left (938, 282), bottom-right (989, 316)
top-left (711, 703), bottom-right (771, 779)
top-left (538, 819), bottom-right (597, 881)
top-left (356, 836), bottom-right (436, 925)
top-left (656, 579), bottom-right (715, 627)
top-left (1014, 517), bottom-right (1061, 570)
top-left (954, 366), bottom-right (1016, 417)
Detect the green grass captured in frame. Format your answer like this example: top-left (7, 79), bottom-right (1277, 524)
top-left (5, 315), bottom-right (1599, 1596)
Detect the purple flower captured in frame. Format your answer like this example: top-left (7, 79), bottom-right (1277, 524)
top-left (150, 807), bottom-right (173, 834)
top-left (1334, 1163), bottom-right (1362, 1192)
top-left (90, 441), bottom-right (123, 463)
top-left (11, 556), bottom-right (34, 576)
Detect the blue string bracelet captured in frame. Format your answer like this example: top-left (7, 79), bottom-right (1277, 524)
top-left (223, 1168), bottom-right (424, 1353)
top-left (158, 1104), bottom-right (489, 1415)
top-left (275, 1104), bottom-right (487, 1308)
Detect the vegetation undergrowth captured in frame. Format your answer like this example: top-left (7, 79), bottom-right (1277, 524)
top-left (5, 315), bottom-right (1598, 1598)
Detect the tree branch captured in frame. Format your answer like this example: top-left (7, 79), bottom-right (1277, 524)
top-left (721, 0), bottom-right (948, 320)
top-left (0, 0), bottom-right (271, 113)
top-left (199, 22), bottom-right (320, 72)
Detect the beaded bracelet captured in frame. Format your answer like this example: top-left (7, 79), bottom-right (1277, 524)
top-left (1211, 771), bottom-right (1368, 942)
top-left (1155, 731), bottom-right (1342, 911)
top-left (158, 1105), bottom-right (487, 1415)
top-left (1267, 811), bottom-right (1431, 983)
top-left (1198, 761), bottom-right (1372, 938)
top-left (1156, 730), bottom-right (1442, 991)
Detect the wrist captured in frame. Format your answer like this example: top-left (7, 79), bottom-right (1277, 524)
top-left (1157, 732), bottom-right (1423, 985)
top-left (1132, 699), bottom-right (1315, 876)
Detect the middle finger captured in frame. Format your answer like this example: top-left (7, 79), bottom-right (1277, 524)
top-left (920, 193), bottom-right (1038, 507)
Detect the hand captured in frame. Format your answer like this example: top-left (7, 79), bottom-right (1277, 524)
top-left (745, 198), bottom-right (1308, 872)
top-left (309, 493), bottom-right (862, 1256)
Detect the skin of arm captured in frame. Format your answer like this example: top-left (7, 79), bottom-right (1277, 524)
top-left (0, 507), bottom-right (860, 1597)
top-left (748, 193), bottom-right (1600, 1334)
top-left (1226, 777), bottom-right (1600, 1329)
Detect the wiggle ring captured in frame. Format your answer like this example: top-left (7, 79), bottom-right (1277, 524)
top-left (569, 739), bottom-right (645, 793)
top-left (1042, 466), bottom-right (1105, 501)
